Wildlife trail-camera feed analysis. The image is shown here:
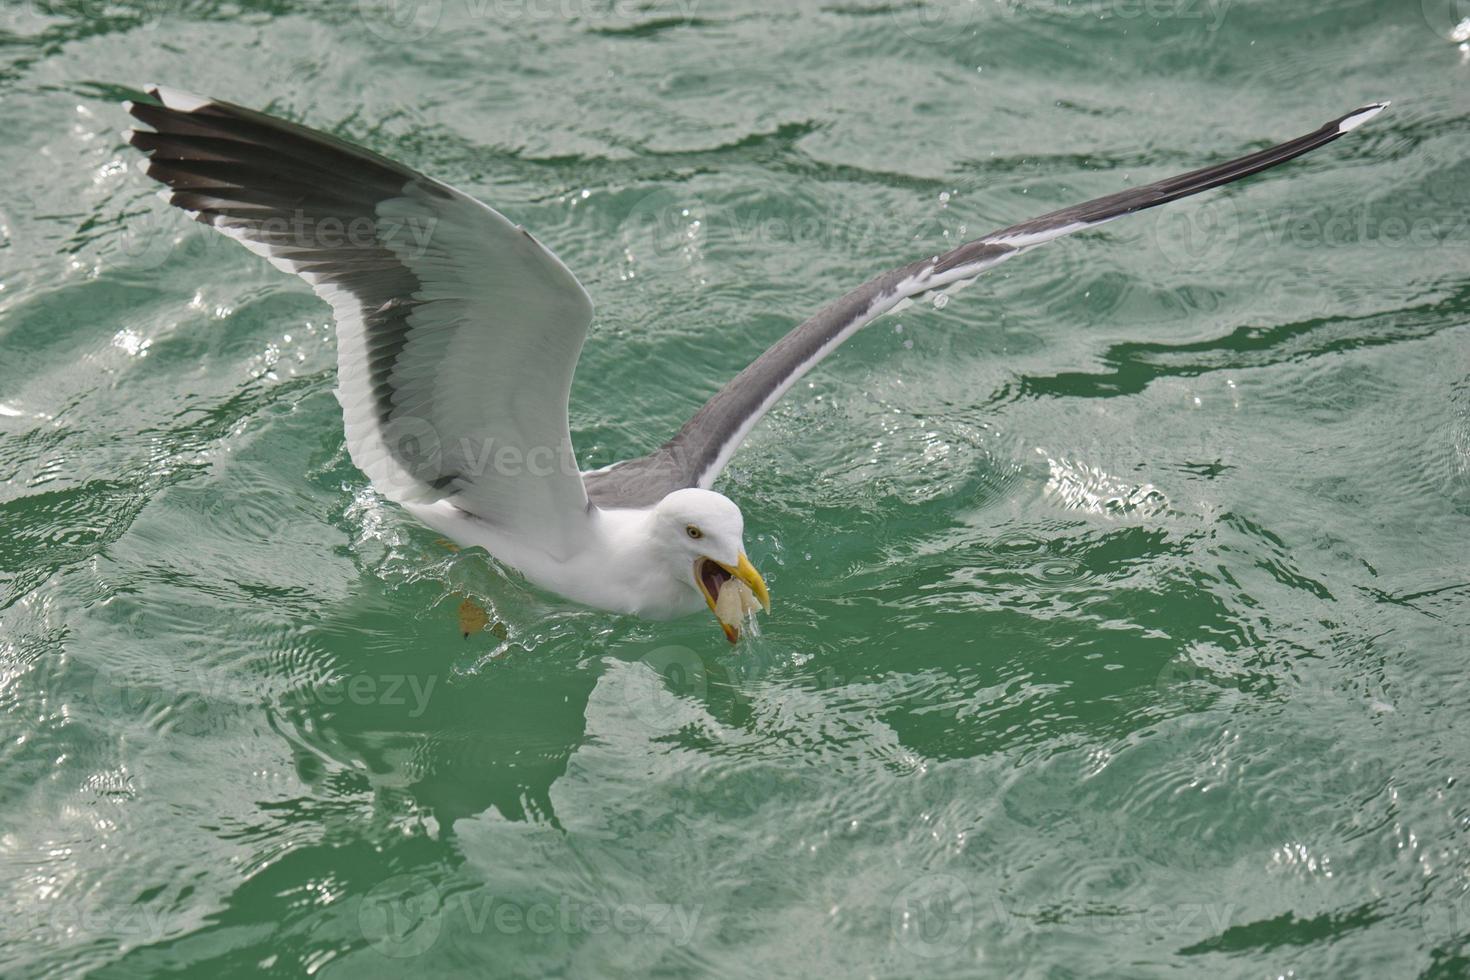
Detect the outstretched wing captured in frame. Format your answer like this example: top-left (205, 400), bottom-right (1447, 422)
top-left (126, 86), bottom-right (595, 555)
top-left (583, 102), bottom-right (1388, 508)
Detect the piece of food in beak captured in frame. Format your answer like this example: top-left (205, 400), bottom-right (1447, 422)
top-left (696, 554), bottom-right (770, 644)
top-left (714, 577), bottom-right (763, 626)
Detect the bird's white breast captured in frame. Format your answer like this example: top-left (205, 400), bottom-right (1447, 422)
top-left (404, 499), bottom-right (705, 619)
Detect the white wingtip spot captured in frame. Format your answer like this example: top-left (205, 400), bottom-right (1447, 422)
top-left (149, 85), bottom-right (212, 113)
top-left (1339, 102), bottom-right (1389, 133)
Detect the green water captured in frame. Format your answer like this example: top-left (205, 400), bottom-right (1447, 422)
top-left (2, 0), bottom-right (1468, 976)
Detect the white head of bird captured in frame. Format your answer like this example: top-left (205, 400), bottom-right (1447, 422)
top-left (652, 488), bottom-right (770, 643)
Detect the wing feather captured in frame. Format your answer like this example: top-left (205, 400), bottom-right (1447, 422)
top-left (127, 86), bottom-right (595, 554)
top-left (584, 102), bottom-right (1388, 507)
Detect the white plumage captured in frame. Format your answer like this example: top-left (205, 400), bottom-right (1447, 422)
top-left (124, 85), bottom-right (1386, 642)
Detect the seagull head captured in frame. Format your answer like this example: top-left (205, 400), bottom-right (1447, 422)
top-left (653, 488), bottom-right (770, 643)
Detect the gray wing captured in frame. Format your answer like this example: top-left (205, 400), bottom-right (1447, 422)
top-left (127, 86), bottom-right (597, 557)
top-left (584, 102), bottom-right (1388, 508)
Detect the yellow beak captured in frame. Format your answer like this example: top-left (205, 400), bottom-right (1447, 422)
top-left (731, 553), bottom-right (771, 612)
top-left (696, 553), bottom-right (771, 644)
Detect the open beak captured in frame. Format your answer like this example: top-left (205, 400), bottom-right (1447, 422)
top-left (694, 553), bottom-right (771, 644)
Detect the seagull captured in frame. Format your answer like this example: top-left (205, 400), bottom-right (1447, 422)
top-left (123, 86), bottom-right (1387, 642)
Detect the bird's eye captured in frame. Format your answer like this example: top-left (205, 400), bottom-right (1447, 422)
top-left (686, 524), bottom-right (703, 539)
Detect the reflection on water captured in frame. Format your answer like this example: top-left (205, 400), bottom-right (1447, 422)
top-left (2, 0), bottom-right (1470, 975)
